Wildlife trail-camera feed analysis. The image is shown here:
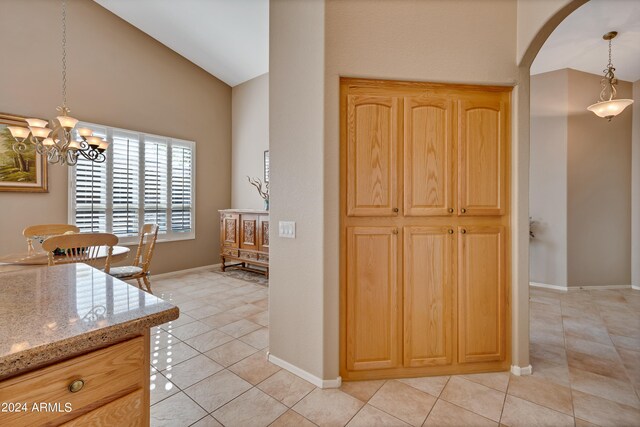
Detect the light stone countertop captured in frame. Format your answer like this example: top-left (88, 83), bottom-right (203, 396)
top-left (0, 263), bottom-right (178, 379)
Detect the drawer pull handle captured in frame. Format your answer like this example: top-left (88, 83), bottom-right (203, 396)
top-left (393, 208), bottom-right (399, 213)
top-left (448, 208), bottom-right (454, 213)
top-left (461, 208), bottom-right (467, 214)
top-left (448, 229), bottom-right (454, 234)
top-left (461, 229), bottom-right (467, 234)
top-left (68, 379), bottom-right (85, 393)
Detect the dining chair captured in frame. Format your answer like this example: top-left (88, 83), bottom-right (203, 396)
top-left (23, 224), bottom-right (80, 253)
top-left (42, 233), bottom-right (119, 273)
top-left (108, 224), bottom-right (159, 294)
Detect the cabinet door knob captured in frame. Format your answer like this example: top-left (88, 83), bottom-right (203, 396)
top-left (448, 208), bottom-right (454, 213)
top-left (448, 229), bottom-right (454, 234)
top-left (461, 229), bottom-right (467, 234)
top-left (461, 208), bottom-right (467, 214)
top-left (68, 379), bottom-right (85, 393)
top-left (393, 208), bottom-right (399, 213)
top-left (392, 229), bottom-right (398, 235)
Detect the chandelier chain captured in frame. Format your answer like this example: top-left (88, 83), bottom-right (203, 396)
top-left (62, 0), bottom-right (67, 108)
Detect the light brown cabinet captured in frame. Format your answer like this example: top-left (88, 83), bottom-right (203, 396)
top-left (340, 78), bottom-right (510, 381)
top-left (220, 210), bottom-right (269, 277)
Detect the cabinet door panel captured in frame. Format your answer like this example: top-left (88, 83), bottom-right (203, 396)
top-left (258, 217), bottom-right (269, 252)
top-left (240, 215), bottom-right (259, 250)
top-left (404, 97), bottom-right (454, 216)
top-left (347, 95), bottom-right (399, 216)
top-left (458, 226), bottom-right (506, 363)
top-left (403, 227), bottom-right (454, 367)
top-left (458, 93), bottom-right (508, 216)
top-left (346, 227), bottom-right (400, 371)
top-left (221, 214), bottom-right (239, 248)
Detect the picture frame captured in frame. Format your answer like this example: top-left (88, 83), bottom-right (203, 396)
top-left (264, 150), bottom-right (270, 183)
top-left (0, 113), bottom-right (48, 192)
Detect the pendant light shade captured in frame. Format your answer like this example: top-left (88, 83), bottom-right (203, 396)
top-left (587, 99), bottom-right (634, 120)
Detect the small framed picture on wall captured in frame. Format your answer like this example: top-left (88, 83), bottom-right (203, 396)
top-left (264, 150), bottom-right (270, 183)
top-left (0, 113), bottom-right (48, 192)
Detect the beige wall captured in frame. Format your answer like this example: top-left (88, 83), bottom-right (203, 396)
top-left (633, 80), bottom-right (640, 288)
top-left (530, 69), bottom-right (633, 288)
top-left (530, 70), bottom-right (569, 287)
top-left (232, 73), bottom-right (269, 210)
top-left (567, 70), bottom-right (632, 287)
top-left (269, 0), bottom-right (529, 382)
top-left (269, 0), bottom-right (326, 379)
top-left (0, 0), bottom-right (231, 274)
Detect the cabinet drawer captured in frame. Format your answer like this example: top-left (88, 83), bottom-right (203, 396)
top-left (0, 336), bottom-right (145, 427)
top-left (61, 389), bottom-right (144, 426)
top-left (240, 251), bottom-right (258, 261)
top-left (258, 254), bottom-right (269, 262)
top-left (222, 248), bottom-right (239, 257)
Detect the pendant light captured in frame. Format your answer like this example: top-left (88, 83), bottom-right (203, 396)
top-left (587, 31), bottom-right (633, 121)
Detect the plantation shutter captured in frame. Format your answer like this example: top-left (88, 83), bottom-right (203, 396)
top-left (74, 127), bottom-right (108, 233)
top-left (111, 131), bottom-right (139, 236)
top-left (144, 138), bottom-right (168, 232)
top-left (171, 143), bottom-right (193, 233)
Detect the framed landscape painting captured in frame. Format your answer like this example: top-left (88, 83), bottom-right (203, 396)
top-left (0, 113), bottom-right (48, 192)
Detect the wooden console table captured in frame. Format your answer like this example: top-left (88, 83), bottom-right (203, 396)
top-left (219, 209), bottom-right (269, 277)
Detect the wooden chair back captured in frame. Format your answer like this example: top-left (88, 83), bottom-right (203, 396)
top-left (42, 233), bottom-right (119, 273)
top-left (133, 224), bottom-right (159, 273)
top-left (23, 224), bottom-right (80, 252)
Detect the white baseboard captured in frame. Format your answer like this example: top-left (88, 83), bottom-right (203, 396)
top-left (267, 352), bottom-right (342, 389)
top-left (568, 284), bottom-right (632, 291)
top-left (511, 364), bottom-right (532, 376)
top-left (152, 263), bottom-right (221, 280)
top-left (529, 282), bottom-right (568, 292)
top-left (632, 285), bottom-right (640, 291)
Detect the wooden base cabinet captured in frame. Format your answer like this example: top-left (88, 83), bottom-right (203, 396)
top-left (220, 210), bottom-right (269, 277)
top-left (340, 78), bottom-right (511, 381)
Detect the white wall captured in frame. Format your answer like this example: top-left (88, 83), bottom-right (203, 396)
top-left (632, 80), bottom-right (640, 288)
top-left (232, 73), bottom-right (269, 210)
top-left (530, 70), bottom-right (569, 287)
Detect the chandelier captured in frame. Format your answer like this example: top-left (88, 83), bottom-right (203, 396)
top-left (7, 0), bottom-right (108, 165)
top-left (587, 31), bottom-right (634, 121)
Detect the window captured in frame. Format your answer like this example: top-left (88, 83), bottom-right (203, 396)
top-left (69, 122), bottom-right (195, 243)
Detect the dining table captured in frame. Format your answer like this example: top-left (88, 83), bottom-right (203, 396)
top-left (0, 246), bottom-right (130, 273)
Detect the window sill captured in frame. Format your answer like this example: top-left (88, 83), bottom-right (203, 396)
top-left (117, 234), bottom-right (195, 246)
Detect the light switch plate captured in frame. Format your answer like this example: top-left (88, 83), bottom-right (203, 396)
top-left (279, 221), bottom-right (296, 238)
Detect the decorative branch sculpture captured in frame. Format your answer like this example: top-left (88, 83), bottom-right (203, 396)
top-left (247, 176), bottom-right (269, 202)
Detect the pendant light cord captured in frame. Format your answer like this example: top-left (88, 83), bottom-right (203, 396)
top-left (62, 0), bottom-right (68, 108)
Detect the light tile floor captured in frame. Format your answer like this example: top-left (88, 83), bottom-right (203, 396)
top-left (147, 270), bottom-right (640, 426)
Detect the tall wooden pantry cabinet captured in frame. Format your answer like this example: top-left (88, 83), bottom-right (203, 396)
top-left (340, 78), bottom-right (511, 381)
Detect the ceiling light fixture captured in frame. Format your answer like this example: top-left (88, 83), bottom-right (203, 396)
top-left (8, 0), bottom-right (108, 165)
top-left (587, 31), bottom-right (633, 121)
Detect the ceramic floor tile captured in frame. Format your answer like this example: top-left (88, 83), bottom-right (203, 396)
top-left (347, 404), bottom-right (410, 426)
top-left (151, 341), bottom-right (199, 370)
top-left (184, 369), bottom-right (253, 412)
top-left (212, 387), bottom-right (287, 427)
top-left (340, 379), bottom-right (386, 402)
top-left (574, 419), bottom-right (599, 427)
top-left (160, 312), bottom-right (197, 330)
top-left (257, 369), bottom-right (316, 407)
top-left (191, 416), bottom-right (223, 427)
top-left (170, 321), bottom-right (212, 341)
top-left (228, 351), bottom-right (281, 385)
top-left (368, 380), bottom-right (436, 426)
top-left (176, 299), bottom-right (210, 312)
top-left (239, 327), bottom-right (269, 349)
top-left (149, 372), bottom-right (179, 405)
top-left (162, 354), bottom-right (224, 389)
top-left (529, 342), bottom-right (567, 364)
top-left (219, 318), bottom-right (263, 338)
top-left (184, 329), bottom-right (235, 353)
top-left (292, 388), bottom-right (364, 427)
top-left (150, 329), bottom-right (180, 351)
top-left (397, 376), bottom-right (449, 397)
top-left (440, 377), bottom-right (505, 422)
top-left (529, 357), bottom-right (571, 387)
top-left (200, 311), bottom-right (247, 328)
top-left (424, 399), bottom-right (497, 426)
top-left (462, 371), bottom-right (510, 392)
top-left (617, 347), bottom-right (640, 389)
top-left (247, 310), bottom-right (269, 326)
top-left (565, 336), bottom-right (623, 361)
top-left (569, 366), bottom-right (640, 409)
top-left (187, 304), bottom-right (228, 320)
top-left (610, 334), bottom-right (640, 352)
top-left (507, 374), bottom-right (573, 415)
top-left (270, 409), bottom-right (317, 427)
top-left (572, 389), bottom-right (640, 427)
top-left (566, 349), bottom-right (629, 381)
top-left (500, 395), bottom-right (574, 427)
top-left (204, 339), bottom-right (259, 367)
top-left (150, 392), bottom-right (207, 427)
